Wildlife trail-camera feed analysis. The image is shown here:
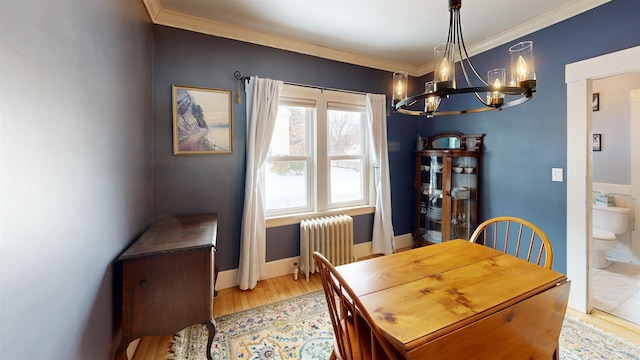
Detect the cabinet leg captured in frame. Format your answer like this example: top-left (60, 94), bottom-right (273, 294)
top-left (115, 341), bottom-right (129, 360)
top-left (206, 319), bottom-right (216, 360)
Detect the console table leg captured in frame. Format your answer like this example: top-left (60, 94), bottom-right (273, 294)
top-left (115, 341), bottom-right (129, 360)
top-left (206, 320), bottom-right (216, 360)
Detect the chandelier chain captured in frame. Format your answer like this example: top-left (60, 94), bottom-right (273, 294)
top-left (451, 9), bottom-right (490, 106)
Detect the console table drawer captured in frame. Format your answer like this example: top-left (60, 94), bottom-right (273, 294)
top-left (124, 248), bottom-right (211, 337)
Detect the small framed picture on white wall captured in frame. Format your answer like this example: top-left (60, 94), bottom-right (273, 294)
top-left (593, 133), bottom-right (602, 151)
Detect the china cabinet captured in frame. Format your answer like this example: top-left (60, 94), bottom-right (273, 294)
top-left (414, 132), bottom-right (483, 246)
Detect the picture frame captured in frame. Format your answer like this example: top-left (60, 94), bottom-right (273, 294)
top-left (592, 133), bottom-right (602, 151)
top-left (592, 92), bottom-right (600, 111)
top-left (172, 85), bottom-right (232, 155)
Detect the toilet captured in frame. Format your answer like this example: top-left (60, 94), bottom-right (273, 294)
top-left (592, 204), bottom-right (630, 269)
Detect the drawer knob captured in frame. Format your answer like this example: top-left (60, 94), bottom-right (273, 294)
top-left (140, 279), bottom-right (147, 287)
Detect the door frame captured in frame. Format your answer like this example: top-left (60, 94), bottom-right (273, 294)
top-left (565, 45), bottom-right (640, 312)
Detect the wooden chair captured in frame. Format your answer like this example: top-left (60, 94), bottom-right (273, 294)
top-left (313, 251), bottom-right (398, 360)
top-left (470, 216), bottom-right (554, 269)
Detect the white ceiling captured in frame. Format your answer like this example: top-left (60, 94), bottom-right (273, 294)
top-left (144, 0), bottom-right (609, 76)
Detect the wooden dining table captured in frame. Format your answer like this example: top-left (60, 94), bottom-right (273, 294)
top-left (335, 239), bottom-right (571, 359)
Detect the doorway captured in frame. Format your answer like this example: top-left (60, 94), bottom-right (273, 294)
top-left (590, 74), bottom-right (640, 325)
top-left (566, 45), bottom-right (640, 313)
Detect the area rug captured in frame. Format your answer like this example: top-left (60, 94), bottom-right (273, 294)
top-left (169, 291), bottom-right (640, 360)
top-left (168, 291), bottom-right (333, 360)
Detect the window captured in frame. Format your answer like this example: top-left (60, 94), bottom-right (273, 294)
top-left (264, 84), bottom-right (371, 217)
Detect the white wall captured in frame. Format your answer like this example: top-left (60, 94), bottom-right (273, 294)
top-left (592, 72), bottom-right (640, 184)
top-left (0, 1), bottom-right (153, 358)
top-left (592, 72), bottom-right (640, 264)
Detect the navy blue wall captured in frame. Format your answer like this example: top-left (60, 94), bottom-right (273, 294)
top-left (152, 27), bottom-right (417, 271)
top-left (153, 0), bottom-right (640, 273)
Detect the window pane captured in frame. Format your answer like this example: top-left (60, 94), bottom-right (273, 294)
top-left (269, 106), bottom-right (309, 157)
top-left (330, 159), bottom-right (363, 204)
top-left (265, 160), bottom-right (308, 211)
top-left (328, 110), bottom-right (362, 156)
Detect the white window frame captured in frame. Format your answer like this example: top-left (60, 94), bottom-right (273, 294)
top-left (264, 84), bottom-right (374, 225)
top-left (326, 101), bottom-right (369, 209)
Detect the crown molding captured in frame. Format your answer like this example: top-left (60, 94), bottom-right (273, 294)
top-left (144, 0), bottom-right (418, 76)
top-left (143, 0), bottom-right (610, 77)
top-left (454, 0), bottom-right (611, 71)
top-left (142, 0), bottom-right (161, 21)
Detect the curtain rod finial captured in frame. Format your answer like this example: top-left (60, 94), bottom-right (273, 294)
top-left (234, 71), bottom-right (249, 82)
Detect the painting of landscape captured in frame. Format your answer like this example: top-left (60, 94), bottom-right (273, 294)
top-left (172, 85), bottom-right (232, 154)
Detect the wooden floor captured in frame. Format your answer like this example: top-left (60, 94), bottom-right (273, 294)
top-left (566, 307), bottom-right (640, 345)
top-left (131, 267), bottom-right (640, 359)
top-left (131, 273), bottom-right (323, 360)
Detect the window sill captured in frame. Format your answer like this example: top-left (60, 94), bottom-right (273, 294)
top-left (266, 206), bottom-right (376, 228)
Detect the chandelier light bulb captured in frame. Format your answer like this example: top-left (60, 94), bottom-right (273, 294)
top-left (434, 43), bottom-right (455, 90)
top-left (510, 41), bottom-right (536, 88)
top-left (424, 81), bottom-right (439, 115)
top-left (517, 56), bottom-right (528, 82)
top-left (440, 58), bottom-right (449, 79)
top-left (427, 96), bottom-right (437, 111)
top-left (396, 79), bottom-right (404, 97)
top-left (392, 71), bottom-right (408, 105)
top-left (487, 68), bottom-right (506, 106)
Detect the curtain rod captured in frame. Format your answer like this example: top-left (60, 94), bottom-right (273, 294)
top-left (233, 71), bottom-right (368, 96)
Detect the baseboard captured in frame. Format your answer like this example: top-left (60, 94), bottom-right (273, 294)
top-left (215, 234), bottom-right (414, 290)
top-left (394, 233), bottom-right (414, 250)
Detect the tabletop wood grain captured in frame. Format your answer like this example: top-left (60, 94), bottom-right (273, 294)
top-left (336, 240), bottom-right (568, 357)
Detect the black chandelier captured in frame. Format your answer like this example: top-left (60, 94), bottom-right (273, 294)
top-left (392, 0), bottom-right (536, 118)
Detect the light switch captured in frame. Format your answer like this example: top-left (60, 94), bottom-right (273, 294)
top-left (552, 168), bottom-right (563, 182)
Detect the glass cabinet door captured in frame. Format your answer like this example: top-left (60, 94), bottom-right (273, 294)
top-left (449, 155), bottom-right (478, 240)
top-left (420, 155), bottom-right (444, 244)
top-left (416, 152), bottom-right (479, 245)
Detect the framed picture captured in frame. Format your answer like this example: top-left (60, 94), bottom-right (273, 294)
top-left (592, 93), bottom-right (600, 111)
top-left (592, 133), bottom-right (601, 151)
top-left (172, 85), bottom-right (232, 155)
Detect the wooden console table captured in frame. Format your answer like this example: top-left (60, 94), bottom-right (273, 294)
top-left (115, 213), bottom-right (217, 360)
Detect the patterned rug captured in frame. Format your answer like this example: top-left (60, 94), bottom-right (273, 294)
top-left (168, 291), bottom-right (640, 360)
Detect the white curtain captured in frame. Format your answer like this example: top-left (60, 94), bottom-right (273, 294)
top-left (366, 94), bottom-right (396, 255)
top-left (237, 76), bottom-right (283, 290)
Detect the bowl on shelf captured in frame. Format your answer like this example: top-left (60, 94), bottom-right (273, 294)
top-left (452, 167), bottom-right (463, 173)
top-left (434, 163), bottom-right (443, 172)
top-left (464, 167), bottom-right (474, 174)
top-left (426, 205), bottom-right (442, 219)
top-left (423, 230), bottom-right (442, 244)
top-left (452, 187), bottom-right (470, 199)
